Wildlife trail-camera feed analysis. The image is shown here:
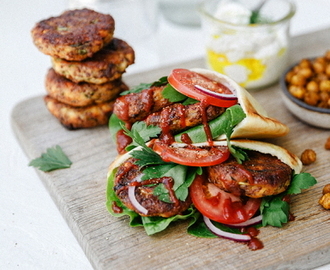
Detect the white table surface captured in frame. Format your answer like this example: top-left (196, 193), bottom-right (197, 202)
top-left (1, 0), bottom-right (330, 269)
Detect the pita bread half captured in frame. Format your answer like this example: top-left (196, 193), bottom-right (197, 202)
top-left (187, 139), bottom-right (302, 174)
top-left (190, 68), bottom-right (289, 140)
top-left (108, 139), bottom-right (302, 179)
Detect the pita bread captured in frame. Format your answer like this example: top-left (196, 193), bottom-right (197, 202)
top-left (181, 139), bottom-right (302, 174)
top-left (109, 139), bottom-right (302, 178)
top-left (190, 68), bottom-right (289, 140)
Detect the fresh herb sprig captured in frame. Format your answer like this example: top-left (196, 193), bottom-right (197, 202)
top-left (260, 172), bottom-right (317, 227)
top-left (121, 122), bottom-right (164, 167)
top-left (28, 145), bottom-right (72, 172)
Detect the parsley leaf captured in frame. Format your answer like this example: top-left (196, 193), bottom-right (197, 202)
top-left (122, 122), bottom-right (158, 151)
top-left (121, 122), bottom-right (164, 167)
top-left (286, 172), bottom-right (317, 194)
top-left (28, 145), bottom-right (72, 172)
top-left (261, 172), bottom-right (317, 227)
top-left (260, 196), bottom-right (289, 227)
top-left (130, 148), bottom-right (165, 167)
top-left (126, 121), bottom-right (161, 150)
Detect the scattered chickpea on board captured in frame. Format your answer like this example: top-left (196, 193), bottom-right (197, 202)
top-left (319, 184), bottom-right (330, 210)
top-left (285, 50), bottom-right (330, 108)
top-left (301, 149), bottom-right (317, 165)
top-left (318, 139), bottom-right (330, 210)
top-left (325, 136), bottom-right (330, 150)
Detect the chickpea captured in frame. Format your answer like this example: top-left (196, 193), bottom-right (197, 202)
top-left (297, 67), bottom-right (313, 78)
top-left (315, 56), bottom-right (326, 64)
top-left (323, 184), bottom-right (330, 195)
top-left (325, 50), bottom-right (330, 61)
top-left (313, 61), bottom-right (326, 74)
top-left (293, 66), bottom-right (301, 73)
top-left (300, 149), bottom-right (317, 165)
top-left (319, 80), bottom-right (330, 92)
top-left (289, 85), bottom-right (305, 99)
top-left (315, 72), bottom-right (328, 82)
top-left (325, 64), bottom-right (330, 77)
top-left (306, 80), bottom-right (319, 92)
top-left (319, 193), bottom-right (330, 209)
top-left (285, 70), bottom-right (295, 83)
top-left (324, 50), bottom-right (330, 61)
top-left (319, 91), bottom-right (330, 102)
top-left (325, 137), bottom-right (330, 150)
top-left (304, 91), bottom-right (319, 106)
top-left (290, 74), bottom-right (306, 86)
top-left (299, 58), bottom-right (312, 69)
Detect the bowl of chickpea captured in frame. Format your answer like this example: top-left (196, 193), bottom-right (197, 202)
top-left (281, 50), bottom-right (330, 129)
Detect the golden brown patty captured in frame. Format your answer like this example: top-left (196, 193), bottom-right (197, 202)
top-left (44, 95), bottom-right (114, 129)
top-left (114, 157), bottom-right (192, 217)
top-left (31, 9), bottom-right (115, 61)
top-left (51, 38), bottom-right (135, 84)
top-left (45, 68), bottom-right (128, 107)
top-left (207, 150), bottom-right (293, 198)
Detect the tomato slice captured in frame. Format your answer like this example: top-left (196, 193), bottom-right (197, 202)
top-left (152, 141), bottom-right (230, 167)
top-left (168, 69), bottom-right (238, 108)
top-left (190, 174), bottom-right (261, 224)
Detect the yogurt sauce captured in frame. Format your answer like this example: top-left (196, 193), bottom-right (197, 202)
top-left (205, 1), bottom-right (289, 90)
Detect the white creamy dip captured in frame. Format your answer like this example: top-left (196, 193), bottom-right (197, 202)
top-left (204, 1), bottom-right (290, 89)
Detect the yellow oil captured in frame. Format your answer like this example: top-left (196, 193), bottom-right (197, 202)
top-left (206, 49), bottom-right (266, 87)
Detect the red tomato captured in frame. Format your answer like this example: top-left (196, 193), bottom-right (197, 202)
top-left (152, 141), bottom-right (230, 167)
top-left (168, 69), bottom-right (238, 108)
top-left (190, 174), bottom-right (261, 224)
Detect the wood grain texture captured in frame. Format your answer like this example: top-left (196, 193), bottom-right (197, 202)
top-left (11, 28), bottom-right (330, 270)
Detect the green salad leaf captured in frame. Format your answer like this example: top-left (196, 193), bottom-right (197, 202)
top-left (120, 76), bottom-right (168, 96)
top-left (106, 168), bottom-right (141, 225)
top-left (162, 83), bottom-right (198, 105)
top-left (28, 145), bottom-right (72, 172)
top-left (261, 172), bottom-right (317, 227)
top-left (174, 104), bottom-right (246, 143)
top-left (108, 113), bottom-right (125, 144)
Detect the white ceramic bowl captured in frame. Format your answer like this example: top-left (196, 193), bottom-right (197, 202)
top-left (280, 63), bottom-right (330, 129)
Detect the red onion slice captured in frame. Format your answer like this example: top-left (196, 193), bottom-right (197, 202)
top-left (227, 215), bottom-right (263, 227)
top-left (203, 215), bottom-right (251, 242)
top-left (194, 84), bottom-right (237, 100)
top-left (128, 185), bottom-right (148, 215)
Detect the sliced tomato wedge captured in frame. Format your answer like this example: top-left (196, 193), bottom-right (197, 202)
top-left (152, 141), bottom-right (230, 167)
top-left (190, 174), bottom-right (261, 224)
top-left (168, 68), bottom-right (238, 108)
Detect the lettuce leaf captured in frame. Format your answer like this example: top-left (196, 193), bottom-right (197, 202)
top-left (174, 104), bottom-right (245, 143)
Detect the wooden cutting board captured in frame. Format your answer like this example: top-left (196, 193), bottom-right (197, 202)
top-left (11, 28), bottom-right (330, 270)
